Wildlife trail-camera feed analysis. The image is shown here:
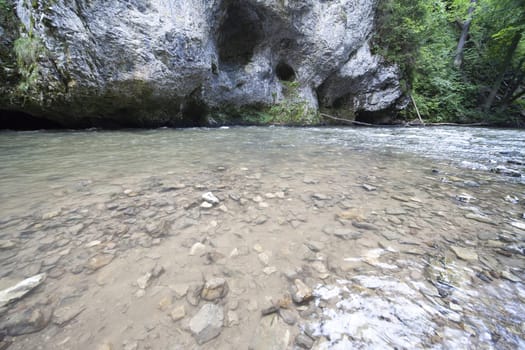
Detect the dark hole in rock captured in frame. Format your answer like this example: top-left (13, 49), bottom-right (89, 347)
top-left (0, 110), bottom-right (64, 130)
top-left (179, 100), bottom-right (208, 127)
top-left (217, 2), bottom-right (264, 67)
top-left (276, 62), bottom-right (295, 81)
top-left (355, 110), bottom-right (394, 124)
top-left (332, 96), bottom-right (346, 109)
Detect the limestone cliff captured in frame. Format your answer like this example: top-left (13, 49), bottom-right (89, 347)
top-left (0, 0), bottom-right (407, 127)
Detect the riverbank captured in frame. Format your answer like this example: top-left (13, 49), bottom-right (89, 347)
top-left (0, 127), bottom-right (524, 349)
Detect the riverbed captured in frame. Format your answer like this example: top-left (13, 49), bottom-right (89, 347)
top-left (0, 126), bottom-right (524, 349)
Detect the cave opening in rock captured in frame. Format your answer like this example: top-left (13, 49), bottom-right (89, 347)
top-left (217, 2), bottom-right (264, 67)
top-left (276, 62), bottom-right (296, 81)
top-left (0, 110), bottom-right (64, 130)
top-left (179, 100), bottom-right (208, 127)
top-left (355, 110), bottom-right (393, 124)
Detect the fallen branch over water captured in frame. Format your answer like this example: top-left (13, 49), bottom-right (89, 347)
top-left (406, 122), bottom-right (490, 127)
top-left (321, 112), bottom-right (491, 127)
top-left (320, 113), bottom-right (376, 126)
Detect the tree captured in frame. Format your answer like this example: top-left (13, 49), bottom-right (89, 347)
top-left (454, 0), bottom-right (477, 67)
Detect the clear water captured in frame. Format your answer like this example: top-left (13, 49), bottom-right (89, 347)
top-left (0, 126), bottom-right (523, 349)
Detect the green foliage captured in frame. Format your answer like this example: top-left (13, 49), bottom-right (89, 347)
top-left (373, 0), bottom-right (426, 81)
top-left (375, 0), bottom-right (525, 126)
top-left (13, 34), bottom-right (44, 96)
top-left (0, 0), bottom-right (14, 45)
top-left (0, 0), bottom-right (9, 11)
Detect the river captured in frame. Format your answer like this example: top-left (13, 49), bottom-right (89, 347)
top-left (0, 126), bottom-right (524, 349)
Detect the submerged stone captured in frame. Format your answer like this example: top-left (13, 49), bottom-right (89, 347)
top-left (189, 304), bottom-right (224, 344)
top-left (450, 246), bottom-right (478, 261)
top-left (0, 274), bottom-right (46, 308)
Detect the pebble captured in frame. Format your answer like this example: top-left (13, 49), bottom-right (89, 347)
top-left (352, 221), bottom-right (379, 231)
top-left (504, 195), bottom-right (519, 204)
top-left (97, 343), bottom-right (113, 350)
top-left (449, 302), bottom-right (463, 312)
top-left (201, 278), bottom-right (229, 301)
top-left (304, 241), bottom-right (324, 252)
top-left (0, 240), bottom-right (16, 250)
top-left (42, 210), bottom-right (61, 220)
top-left (337, 209), bottom-right (365, 221)
top-left (137, 272), bottom-right (153, 289)
top-left (261, 305), bottom-right (279, 316)
top-left (491, 166), bottom-right (521, 177)
top-left (279, 309), bottom-right (297, 325)
top-left (386, 208), bottom-right (407, 215)
top-left (137, 264), bottom-right (164, 289)
top-left (312, 193), bottom-right (330, 200)
top-left (200, 202), bottom-right (213, 209)
top-left (362, 184), bottom-right (376, 191)
top-left (52, 305), bottom-right (86, 326)
top-left (295, 333), bottom-right (315, 349)
top-left (227, 310), bottom-right (239, 327)
top-left (263, 266), bottom-right (277, 275)
top-left (158, 296), bottom-right (172, 311)
top-left (170, 305), bottom-right (186, 322)
top-left (169, 284), bottom-right (189, 298)
top-left (202, 192), bottom-right (220, 204)
top-left (303, 177), bottom-right (318, 184)
top-left (254, 216), bottom-right (268, 225)
top-left (456, 193), bottom-right (475, 203)
top-left (333, 229), bottom-right (362, 240)
top-left (190, 242), bottom-right (206, 256)
top-left (187, 283), bottom-right (204, 306)
top-left (450, 246), bottom-right (478, 261)
top-left (477, 232), bottom-right (494, 240)
top-left (0, 307), bottom-right (51, 336)
top-left (291, 279), bottom-right (313, 304)
top-left (86, 254), bottom-right (114, 271)
top-left (189, 304), bottom-right (224, 344)
top-left (122, 341), bottom-right (138, 350)
top-left (501, 270), bottom-right (521, 283)
top-left (391, 195), bottom-right (410, 202)
top-left (509, 221), bottom-right (525, 230)
top-left (258, 252), bottom-right (271, 266)
top-left (465, 213), bottom-right (496, 225)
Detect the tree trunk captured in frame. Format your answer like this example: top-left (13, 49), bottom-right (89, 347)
top-left (500, 56), bottom-right (525, 107)
top-left (483, 32), bottom-right (522, 112)
top-left (454, 0), bottom-right (477, 68)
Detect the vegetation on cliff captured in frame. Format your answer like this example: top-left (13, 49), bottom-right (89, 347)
top-left (374, 0), bottom-right (525, 126)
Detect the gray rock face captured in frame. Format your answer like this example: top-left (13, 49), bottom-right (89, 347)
top-left (0, 0), bottom-right (406, 127)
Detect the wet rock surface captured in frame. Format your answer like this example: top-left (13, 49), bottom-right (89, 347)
top-left (0, 127), bottom-right (524, 349)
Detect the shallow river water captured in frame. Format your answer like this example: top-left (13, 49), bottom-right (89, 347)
top-left (0, 126), bottom-right (524, 350)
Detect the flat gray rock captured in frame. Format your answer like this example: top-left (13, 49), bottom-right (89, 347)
top-left (451, 246), bottom-right (478, 261)
top-left (189, 303), bottom-right (224, 344)
top-left (0, 273), bottom-right (46, 308)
